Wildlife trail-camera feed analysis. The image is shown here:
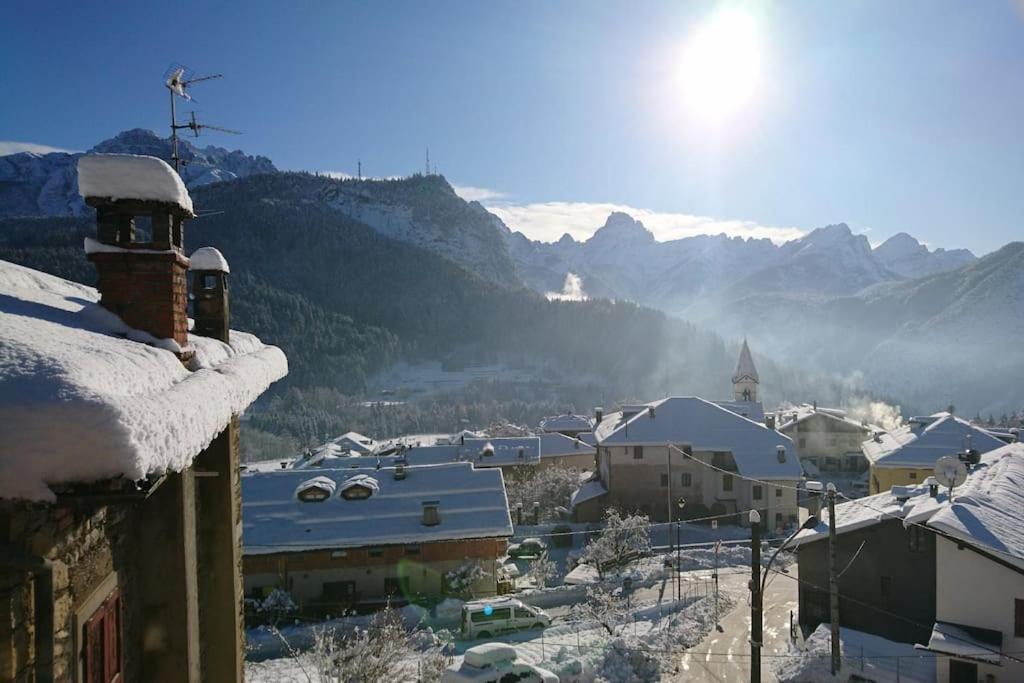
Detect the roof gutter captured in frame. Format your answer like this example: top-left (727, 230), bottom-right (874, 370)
top-left (0, 544), bottom-right (54, 683)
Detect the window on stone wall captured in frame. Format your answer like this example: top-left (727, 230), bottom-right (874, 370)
top-left (83, 588), bottom-right (122, 683)
top-left (633, 446), bottom-right (644, 460)
top-left (775, 488), bottom-right (783, 498)
top-left (681, 473), bottom-right (692, 487)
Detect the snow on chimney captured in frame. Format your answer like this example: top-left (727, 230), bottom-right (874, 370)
top-left (79, 155), bottom-right (194, 357)
top-left (189, 247), bottom-right (231, 343)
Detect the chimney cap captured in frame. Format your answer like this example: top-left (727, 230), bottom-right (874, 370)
top-left (189, 246), bottom-right (230, 273)
top-left (78, 154), bottom-right (194, 217)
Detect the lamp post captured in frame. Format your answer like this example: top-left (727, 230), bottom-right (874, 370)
top-left (676, 497), bottom-right (686, 601)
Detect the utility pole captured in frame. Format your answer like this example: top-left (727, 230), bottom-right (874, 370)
top-left (666, 443), bottom-right (674, 600)
top-left (357, 159), bottom-right (362, 180)
top-left (828, 482), bottom-right (841, 675)
top-left (749, 509), bottom-right (762, 683)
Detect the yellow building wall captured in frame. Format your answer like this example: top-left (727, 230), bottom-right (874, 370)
top-left (869, 465), bottom-right (932, 494)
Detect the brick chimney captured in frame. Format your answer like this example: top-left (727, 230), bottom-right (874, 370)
top-left (79, 154), bottom-right (194, 356)
top-left (189, 247), bottom-right (231, 343)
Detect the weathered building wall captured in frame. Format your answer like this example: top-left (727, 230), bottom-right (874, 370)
top-left (797, 517), bottom-right (935, 644)
top-left (0, 501), bottom-right (126, 683)
top-left (869, 465), bottom-right (933, 494)
top-left (244, 537), bottom-right (507, 607)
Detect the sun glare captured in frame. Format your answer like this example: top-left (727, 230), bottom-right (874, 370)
top-left (678, 10), bottom-right (761, 120)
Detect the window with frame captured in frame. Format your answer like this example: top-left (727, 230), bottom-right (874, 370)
top-left (908, 525), bottom-right (927, 553)
top-left (368, 546), bottom-right (384, 558)
top-left (722, 474), bottom-right (733, 492)
top-left (633, 446), bottom-right (644, 460)
top-left (1015, 599), bottom-right (1024, 638)
top-left (405, 544), bottom-right (421, 556)
top-left (83, 588), bottom-right (122, 683)
top-left (659, 474), bottom-right (668, 487)
top-left (908, 472), bottom-right (917, 480)
top-left (384, 577), bottom-right (402, 596)
top-left (680, 473), bottom-right (692, 487)
top-left (753, 485), bottom-right (762, 500)
top-left (880, 575), bottom-right (891, 599)
top-left (775, 488), bottom-right (783, 498)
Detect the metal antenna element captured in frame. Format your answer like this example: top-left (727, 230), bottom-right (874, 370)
top-left (175, 111), bottom-right (241, 138)
top-left (164, 65), bottom-right (227, 173)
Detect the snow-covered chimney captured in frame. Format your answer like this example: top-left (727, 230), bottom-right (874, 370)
top-left (189, 247), bottom-right (231, 343)
top-left (78, 155), bottom-right (194, 354)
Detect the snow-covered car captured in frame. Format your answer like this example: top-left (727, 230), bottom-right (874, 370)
top-left (441, 643), bottom-right (559, 683)
top-left (460, 598), bottom-right (551, 639)
top-left (507, 538), bottom-right (547, 559)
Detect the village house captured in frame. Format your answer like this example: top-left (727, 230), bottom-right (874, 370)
top-left (241, 462), bottom-right (513, 614)
top-left (0, 154), bottom-right (287, 683)
top-left (794, 442), bottom-right (1024, 683)
top-left (772, 404), bottom-right (877, 476)
top-left (864, 412), bottom-right (1005, 493)
top-left (572, 396), bottom-right (803, 529)
top-left (536, 432), bottom-right (597, 471)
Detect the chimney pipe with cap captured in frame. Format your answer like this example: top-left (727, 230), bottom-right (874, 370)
top-left (595, 407), bottom-right (604, 424)
top-left (189, 246), bottom-right (231, 343)
top-left (776, 445), bottom-right (786, 463)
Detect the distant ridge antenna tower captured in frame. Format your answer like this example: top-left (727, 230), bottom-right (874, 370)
top-left (425, 147), bottom-right (430, 176)
top-left (164, 64), bottom-right (237, 173)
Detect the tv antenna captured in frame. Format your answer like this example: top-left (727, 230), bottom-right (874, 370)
top-left (934, 455), bottom-right (967, 500)
top-left (164, 65), bottom-right (231, 173)
top-left (174, 111), bottom-right (241, 139)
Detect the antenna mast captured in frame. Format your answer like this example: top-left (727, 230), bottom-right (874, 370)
top-left (425, 147), bottom-right (430, 176)
top-left (357, 159), bottom-right (362, 180)
top-left (164, 66), bottom-right (229, 174)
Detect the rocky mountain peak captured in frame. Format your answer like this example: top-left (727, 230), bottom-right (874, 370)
top-left (587, 212), bottom-right (655, 245)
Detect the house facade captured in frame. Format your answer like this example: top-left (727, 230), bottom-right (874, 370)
top-left (574, 397), bottom-right (802, 529)
top-left (864, 413), bottom-right (1005, 494)
top-left (0, 154), bottom-right (287, 683)
top-left (242, 462), bottom-right (513, 614)
top-left (774, 406), bottom-right (875, 475)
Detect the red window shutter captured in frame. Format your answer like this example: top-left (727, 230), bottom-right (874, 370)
top-left (84, 607), bottom-right (105, 683)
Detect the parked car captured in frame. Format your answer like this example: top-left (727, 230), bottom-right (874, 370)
top-left (460, 598), bottom-right (551, 639)
top-left (442, 642), bottom-right (558, 682)
top-left (508, 537), bottom-right (547, 559)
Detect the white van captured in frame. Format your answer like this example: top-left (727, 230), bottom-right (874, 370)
top-left (460, 598), bottom-right (551, 639)
top-left (441, 643), bottom-right (559, 683)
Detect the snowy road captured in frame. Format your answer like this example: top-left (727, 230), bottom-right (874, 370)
top-left (674, 566), bottom-right (799, 682)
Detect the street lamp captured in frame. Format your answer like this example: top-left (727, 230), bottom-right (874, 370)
top-left (675, 497), bottom-right (686, 601)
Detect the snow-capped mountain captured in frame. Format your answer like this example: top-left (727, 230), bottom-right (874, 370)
top-left (0, 129), bottom-right (276, 218)
top-left (507, 216), bottom-right (977, 315)
top-left (873, 232), bottom-right (975, 279)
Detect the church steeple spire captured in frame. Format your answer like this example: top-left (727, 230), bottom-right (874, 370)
top-left (732, 338), bottom-right (760, 402)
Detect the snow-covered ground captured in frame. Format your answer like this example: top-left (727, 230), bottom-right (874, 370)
top-left (773, 625), bottom-right (935, 683)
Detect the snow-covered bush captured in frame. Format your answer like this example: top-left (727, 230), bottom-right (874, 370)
top-left (580, 508), bottom-right (651, 577)
top-left (257, 588), bottom-right (298, 626)
top-left (504, 465), bottom-right (581, 523)
top-left (528, 551), bottom-right (558, 588)
top-left (596, 638), bottom-right (661, 683)
top-left (444, 560), bottom-right (487, 599)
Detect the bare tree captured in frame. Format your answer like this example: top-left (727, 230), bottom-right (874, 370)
top-left (580, 508), bottom-right (651, 578)
top-left (257, 588), bottom-right (298, 627)
top-left (570, 586), bottom-right (632, 637)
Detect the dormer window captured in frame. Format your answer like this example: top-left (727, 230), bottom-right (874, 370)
top-left (294, 476), bottom-right (337, 502)
top-left (339, 474), bottom-right (380, 500)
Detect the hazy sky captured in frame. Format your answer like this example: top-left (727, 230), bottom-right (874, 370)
top-left (3, 1), bottom-right (1023, 253)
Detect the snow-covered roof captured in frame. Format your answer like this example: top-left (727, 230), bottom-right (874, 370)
top-left (570, 479), bottom-right (608, 507)
top-left (189, 246), bottom-right (230, 273)
top-left (594, 397), bottom-right (803, 479)
top-left (539, 413), bottom-right (594, 434)
top-left (77, 154), bottom-right (194, 216)
top-left (537, 432), bottom-right (596, 459)
top-left (773, 404), bottom-right (878, 434)
top-left (375, 436), bottom-right (541, 468)
top-left (731, 339), bottom-right (759, 383)
top-left (797, 444), bottom-right (1024, 569)
top-left (712, 400), bottom-right (765, 423)
top-left (862, 412), bottom-right (1005, 468)
top-left (0, 260), bottom-right (287, 501)
top-left (922, 622), bottom-right (1002, 664)
top-left (242, 462), bottom-right (513, 554)
top-left (330, 431), bottom-right (376, 454)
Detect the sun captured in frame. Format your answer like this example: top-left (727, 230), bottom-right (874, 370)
top-left (678, 10), bottom-right (761, 120)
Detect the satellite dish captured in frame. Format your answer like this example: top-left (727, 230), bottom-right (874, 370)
top-left (934, 455), bottom-right (967, 490)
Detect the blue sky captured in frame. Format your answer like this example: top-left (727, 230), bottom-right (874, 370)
top-left (3, 0), bottom-right (1023, 253)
